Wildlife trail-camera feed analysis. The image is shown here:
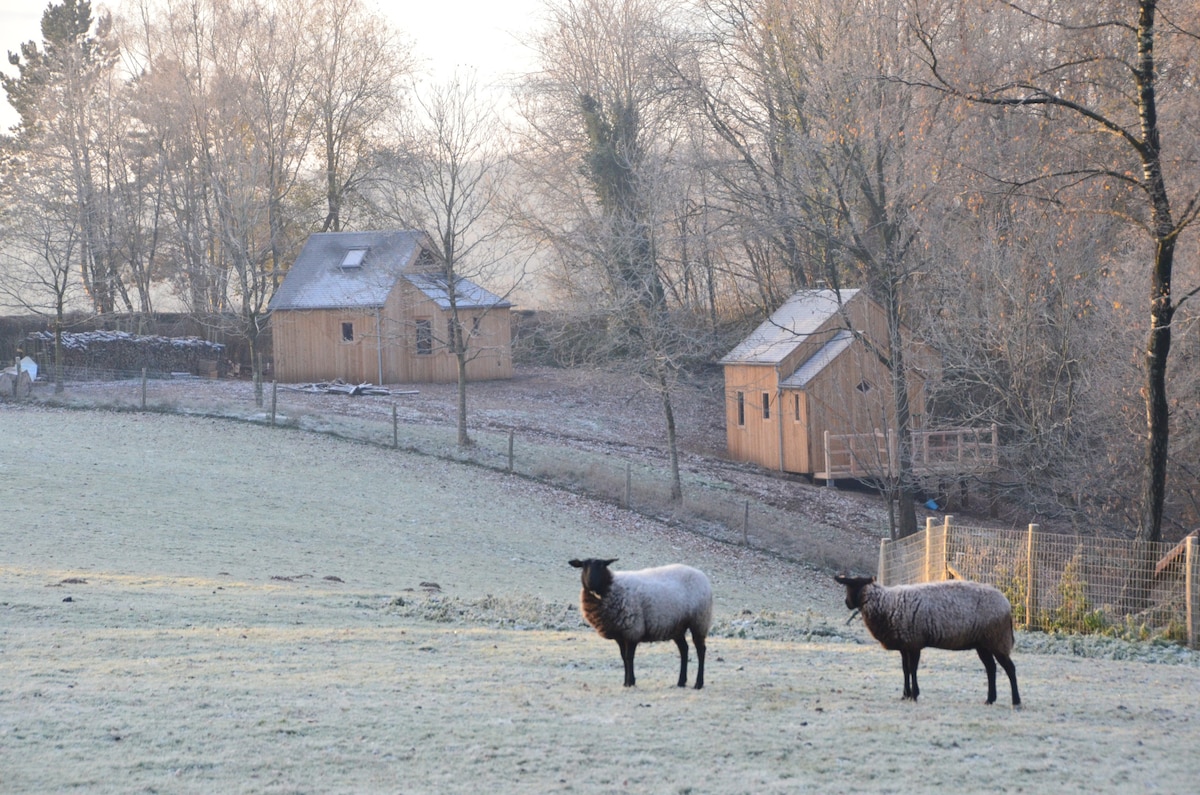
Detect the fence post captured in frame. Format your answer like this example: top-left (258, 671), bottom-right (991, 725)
top-left (742, 500), bottom-right (749, 546)
top-left (878, 538), bottom-right (891, 586)
top-left (940, 515), bottom-right (953, 580)
top-left (393, 404), bottom-right (399, 449)
top-left (1025, 523), bottom-right (1040, 630)
top-left (507, 430), bottom-right (515, 474)
top-left (625, 462), bottom-right (632, 508)
top-left (824, 430), bottom-right (833, 488)
top-left (141, 367), bottom-right (147, 409)
top-left (270, 381), bottom-right (277, 426)
top-left (922, 517), bottom-right (936, 582)
top-left (1187, 535), bottom-right (1197, 650)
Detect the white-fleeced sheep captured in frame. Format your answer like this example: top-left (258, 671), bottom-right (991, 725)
top-left (569, 558), bottom-right (713, 689)
top-left (834, 575), bottom-right (1021, 706)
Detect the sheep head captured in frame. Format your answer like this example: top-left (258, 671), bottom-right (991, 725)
top-left (569, 558), bottom-right (618, 598)
top-left (834, 574), bottom-right (876, 610)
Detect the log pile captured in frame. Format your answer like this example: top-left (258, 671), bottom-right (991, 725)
top-left (285, 379), bottom-right (404, 397)
top-left (26, 331), bottom-right (226, 376)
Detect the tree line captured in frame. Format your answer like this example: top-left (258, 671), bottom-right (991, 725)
top-left (2, 0), bottom-right (1198, 542)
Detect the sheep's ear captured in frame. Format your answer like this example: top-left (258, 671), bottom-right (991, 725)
top-left (569, 559), bottom-right (584, 568)
top-left (834, 573), bottom-right (849, 585)
top-left (603, 558), bottom-right (618, 567)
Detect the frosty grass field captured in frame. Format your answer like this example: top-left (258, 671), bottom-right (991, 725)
top-left (2, 408), bottom-right (1199, 793)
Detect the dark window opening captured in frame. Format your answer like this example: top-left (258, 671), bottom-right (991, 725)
top-left (762, 392), bottom-right (771, 420)
top-left (856, 380), bottom-right (873, 394)
top-left (736, 392), bottom-right (745, 426)
top-left (416, 318), bottom-right (433, 355)
top-left (794, 394), bottom-right (801, 422)
top-left (341, 322), bottom-right (354, 342)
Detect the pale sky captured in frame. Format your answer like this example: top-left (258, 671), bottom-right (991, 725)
top-left (0, 0), bottom-right (543, 131)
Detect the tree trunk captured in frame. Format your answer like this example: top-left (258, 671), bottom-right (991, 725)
top-left (655, 362), bottom-right (682, 503)
top-left (456, 350), bottom-right (472, 449)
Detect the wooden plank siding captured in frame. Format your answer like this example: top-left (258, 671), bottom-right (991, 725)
top-left (722, 290), bottom-right (934, 477)
top-left (273, 280), bottom-right (512, 384)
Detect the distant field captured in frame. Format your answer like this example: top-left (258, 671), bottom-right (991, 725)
top-left (2, 408), bottom-right (1198, 793)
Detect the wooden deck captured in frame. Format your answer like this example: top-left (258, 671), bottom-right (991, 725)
top-left (815, 425), bottom-right (998, 482)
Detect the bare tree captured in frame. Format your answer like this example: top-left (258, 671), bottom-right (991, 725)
top-left (678, 0), bottom-right (951, 535)
top-left (910, 0), bottom-right (1200, 543)
top-left (306, 0), bottom-right (412, 233)
top-left (0, 149), bottom-right (88, 393)
top-left (520, 0), bottom-right (698, 500)
top-left (374, 71), bottom-right (524, 447)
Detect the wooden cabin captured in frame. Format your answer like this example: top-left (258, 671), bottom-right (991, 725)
top-left (269, 230), bottom-right (513, 384)
top-left (720, 289), bottom-right (945, 480)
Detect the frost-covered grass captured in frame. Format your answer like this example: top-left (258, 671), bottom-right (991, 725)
top-left (2, 408), bottom-right (1199, 794)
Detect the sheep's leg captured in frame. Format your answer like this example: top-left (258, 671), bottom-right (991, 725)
top-left (995, 652), bottom-right (1021, 707)
top-left (693, 632), bottom-right (706, 690)
top-left (977, 648), bottom-right (999, 704)
top-left (673, 635), bottom-right (689, 688)
top-left (905, 649), bottom-right (921, 701)
top-left (899, 652), bottom-right (911, 699)
top-left (617, 639), bottom-right (637, 687)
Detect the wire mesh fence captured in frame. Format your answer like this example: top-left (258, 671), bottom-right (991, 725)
top-left (17, 370), bottom-right (1199, 648)
top-left (12, 371), bottom-right (885, 576)
top-left (879, 517), bottom-right (1200, 647)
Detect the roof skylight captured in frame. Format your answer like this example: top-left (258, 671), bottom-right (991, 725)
top-left (340, 248), bottom-right (368, 268)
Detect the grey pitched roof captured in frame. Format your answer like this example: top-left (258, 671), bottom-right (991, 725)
top-left (403, 273), bottom-right (512, 310)
top-left (270, 230), bottom-right (429, 311)
top-left (780, 329), bottom-right (854, 388)
top-left (269, 230), bottom-right (511, 313)
top-left (719, 289), bottom-right (859, 365)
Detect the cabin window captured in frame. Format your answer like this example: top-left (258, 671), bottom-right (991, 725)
top-left (415, 318), bottom-right (433, 355)
top-left (856, 380), bottom-right (873, 394)
top-left (340, 248), bottom-right (367, 268)
top-left (736, 391), bottom-right (745, 426)
top-left (762, 392), bottom-right (771, 420)
top-left (793, 394), bottom-right (802, 422)
top-left (341, 322), bottom-right (354, 342)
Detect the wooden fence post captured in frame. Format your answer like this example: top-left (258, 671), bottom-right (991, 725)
top-left (824, 430), bottom-right (834, 488)
top-left (625, 462), bottom-right (632, 508)
top-left (1187, 535), bottom-right (1197, 650)
top-left (742, 500), bottom-right (749, 546)
top-left (922, 517), bottom-right (936, 582)
top-left (878, 538), bottom-right (891, 586)
top-left (141, 367), bottom-right (147, 409)
top-left (940, 515), bottom-right (953, 580)
top-left (392, 404), bottom-right (399, 449)
top-left (507, 430), bottom-right (515, 474)
top-left (1025, 523), bottom-right (1040, 630)
top-left (270, 381), bottom-right (277, 425)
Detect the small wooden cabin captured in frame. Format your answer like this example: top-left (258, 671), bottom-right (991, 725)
top-left (269, 230), bottom-right (513, 384)
top-left (719, 289), bottom-right (933, 479)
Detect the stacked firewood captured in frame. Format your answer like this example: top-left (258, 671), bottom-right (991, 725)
top-left (26, 331), bottom-right (226, 376)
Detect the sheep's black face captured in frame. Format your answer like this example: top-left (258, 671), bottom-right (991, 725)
top-left (569, 558), bottom-right (617, 596)
top-left (834, 574), bottom-right (874, 610)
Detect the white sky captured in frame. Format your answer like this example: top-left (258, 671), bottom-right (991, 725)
top-left (0, 0), bottom-right (543, 131)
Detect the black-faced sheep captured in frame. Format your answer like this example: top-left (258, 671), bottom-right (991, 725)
top-left (834, 574), bottom-right (1021, 706)
top-left (569, 558), bottom-right (713, 689)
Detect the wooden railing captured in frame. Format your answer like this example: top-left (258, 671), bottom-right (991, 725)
top-left (818, 424), bottom-right (998, 481)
